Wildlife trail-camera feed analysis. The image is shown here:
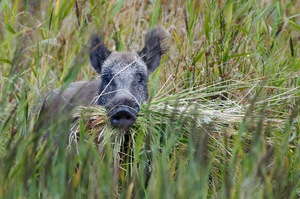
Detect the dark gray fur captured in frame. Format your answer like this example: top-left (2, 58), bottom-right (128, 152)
top-left (41, 26), bottom-right (170, 129)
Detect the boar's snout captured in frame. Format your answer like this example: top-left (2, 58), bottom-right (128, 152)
top-left (108, 99), bottom-right (139, 129)
top-left (110, 108), bottom-right (136, 129)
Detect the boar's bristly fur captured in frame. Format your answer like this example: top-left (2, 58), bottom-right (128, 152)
top-left (40, 26), bottom-right (170, 130)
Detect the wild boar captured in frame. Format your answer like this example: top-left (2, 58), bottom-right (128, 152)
top-left (41, 26), bottom-right (169, 130)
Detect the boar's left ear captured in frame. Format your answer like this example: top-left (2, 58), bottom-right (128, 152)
top-left (90, 34), bottom-right (111, 74)
top-left (138, 26), bottom-right (170, 73)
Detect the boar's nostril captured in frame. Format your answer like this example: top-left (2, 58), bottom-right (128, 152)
top-left (110, 109), bottom-right (136, 129)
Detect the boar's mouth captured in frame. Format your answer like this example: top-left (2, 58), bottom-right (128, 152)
top-left (108, 99), bottom-right (139, 130)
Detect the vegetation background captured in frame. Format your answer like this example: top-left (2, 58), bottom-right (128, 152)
top-left (0, 0), bottom-right (299, 198)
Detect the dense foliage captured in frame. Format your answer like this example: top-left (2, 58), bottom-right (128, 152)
top-left (0, 0), bottom-right (299, 198)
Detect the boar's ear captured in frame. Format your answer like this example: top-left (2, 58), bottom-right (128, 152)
top-left (138, 26), bottom-right (170, 73)
top-left (90, 34), bottom-right (111, 74)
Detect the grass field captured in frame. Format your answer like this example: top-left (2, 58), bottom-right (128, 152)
top-left (0, 0), bottom-right (299, 198)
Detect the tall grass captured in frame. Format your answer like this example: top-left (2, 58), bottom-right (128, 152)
top-left (0, 0), bottom-right (299, 198)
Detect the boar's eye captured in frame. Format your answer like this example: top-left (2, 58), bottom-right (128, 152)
top-left (137, 73), bottom-right (146, 83)
top-left (102, 74), bottom-right (111, 84)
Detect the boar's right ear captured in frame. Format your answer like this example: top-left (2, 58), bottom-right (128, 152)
top-left (139, 26), bottom-right (170, 73)
top-left (90, 34), bottom-right (111, 74)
